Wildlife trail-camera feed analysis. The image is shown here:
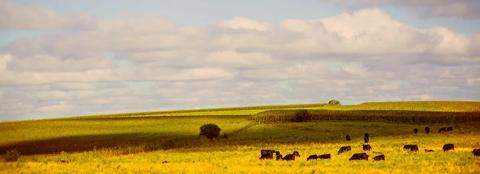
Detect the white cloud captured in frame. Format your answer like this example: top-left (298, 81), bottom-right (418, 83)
top-left (331, 0), bottom-right (480, 18)
top-left (219, 17), bottom-right (270, 31)
top-left (1, 7), bottom-right (479, 120)
top-left (206, 50), bottom-right (272, 67)
top-left (0, 0), bottom-right (95, 30)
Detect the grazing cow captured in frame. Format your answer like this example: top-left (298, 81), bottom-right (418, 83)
top-left (443, 144), bottom-right (454, 152)
top-left (318, 154), bottom-right (331, 159)
top-left (293, 151), bottom-right (300, 157)
top-left (349, 153), bottom-right (368, 160)
top-left (284, 151), bottom-right (300, 160)
top-left (307, 155), bottom-right (318, 161)
top-left (446, 127), bottom-right (453, 131)
top-left (283, 151), bottom-right (300, 161)
top-left (364, 133), bottom-right (370, 143)
top-left (424, 149), bottom-right (434, 152)
top-left (283, 154), bottom-right (295, 161)
top-left (275, 151), bottom-right (283, 160)
top-left (363, 144), bottom-right (372, 151)
top-left (438, 127), bottom-right (447, 133)
top-left (373, 154), bottom-right (385, 161)
top-left (259, 150), bottom-right (276, 159)
top-left (413, 128), bottom-right (418, 134)
top-left (338, 146), bottom-right (352, 154)
top-left (346, 135), bottom-right (351, 141)
top-left (425, 127), bottom-right (430, 134)
top-left (403, 144), bottom-right (419, 152)
top-left (473, 149), bottom-right (480, 156)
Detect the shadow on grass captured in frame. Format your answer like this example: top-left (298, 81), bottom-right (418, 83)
top-left (0, 132), bottom-right (200, 155)
top-left (1, 121), bottom-right (478, 155)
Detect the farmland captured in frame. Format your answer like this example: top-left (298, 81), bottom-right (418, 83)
top-left (1, 101), bottom-right (480, 173)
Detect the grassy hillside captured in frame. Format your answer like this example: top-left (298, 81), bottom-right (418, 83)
top-left (1, 119), bottom-right (479, 173)
top-left (1, 101), bottom-right (479, 173)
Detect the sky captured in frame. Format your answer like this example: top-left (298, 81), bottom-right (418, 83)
top-left (0, 0), bottom-right (479, 120)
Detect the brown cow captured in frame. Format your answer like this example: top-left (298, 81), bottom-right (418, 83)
top-left (403, 144), bottom-right (419, 152)
top-left (424, 149), bottom-right (434, 152)
top-left (349, 153), bottom-right (368, 160)
top-left (413, 128), bottom-right (418, 134)
top-left (346, 135), bottom-right (351, 141)
top-left (373, 154), bottom-right (385, 161)
top-left (338, 146), bottom-right (351, 154)
top-left (425, 126), bottom-right (430, 134)
top-left (363, 144), bottom-right (372, 151)
top-left (473, 149), bottom-right (480, 156)
top-left (443, 144), bottom-right (454, 152)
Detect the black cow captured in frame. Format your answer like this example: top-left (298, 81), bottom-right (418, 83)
top-left (373, 154), bottom-right (385, 161)
top-left (349, 153), bottom-right (368, 160)
top-left (425, 127), bottom-right (430, 134)
top-left (443, 144), bottom-right (454, 152)
top-left (446, 127), bottom-right (453, 131)
top-left (473, 149), bottom-right (480, 156)
top-left (260, 150), bottom-right (276, 159)
top-left (283, 151), bottom-right (300, 161)
top-left (424, 149), bottom-right (434, 152)
top-left (413, 128), bottom-right (418, 134)
top-left (338, 146), bottom-right (351, 154)
top-left (318, 154), bottom-right (331, 159)
top-left (275, 151), bottom-right (283, 160)
top-left (364, 133), bottom-right (370, 143)
top-left (403, 144), bottom-right (419, 152)
top-left (363, 144), bottom-right (372, 151)
top-left (346, 135), bottom-right (351, 141)
top-left (307, 155), bottom-right (317, 161)
top-left (438, 127), bottom-right (447, 133)
top-left (283, 154), bottom-right (295, 161)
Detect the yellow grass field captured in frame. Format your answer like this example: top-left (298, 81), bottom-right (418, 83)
top-left (1, 101), bottom-right (479, 173)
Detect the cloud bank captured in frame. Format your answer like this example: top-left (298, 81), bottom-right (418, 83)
top-left (332, 0), bottom-right (480, 18)
top-left (0, 2), bottom-right (479, 120)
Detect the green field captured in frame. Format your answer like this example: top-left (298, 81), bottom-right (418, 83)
top-left (1, 101), bottom-right (480, 173)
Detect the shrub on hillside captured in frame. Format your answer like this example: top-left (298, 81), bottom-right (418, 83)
top-left (199, 124), bottom-right (221, 140)
top-left (328, 99), bottom-right (341, 105)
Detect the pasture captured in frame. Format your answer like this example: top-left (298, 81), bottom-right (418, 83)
top-left (0, 101), bottom-right (479, 173)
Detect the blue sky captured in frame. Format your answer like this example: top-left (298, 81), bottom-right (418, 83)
top-left (1, 0), bottom-right (479, 120)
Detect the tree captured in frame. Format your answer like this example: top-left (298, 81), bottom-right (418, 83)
top-left (328, 99), bottom-right (340, 105)
top-left (199, 124), bottom-right (221, 140)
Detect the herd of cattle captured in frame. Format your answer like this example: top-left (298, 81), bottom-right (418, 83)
top-left (260, 126), bottom-right (480, 161)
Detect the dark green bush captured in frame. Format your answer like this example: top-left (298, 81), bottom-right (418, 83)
top-left (5, 149), bottom-right (20, 162)
top-left (328, 99), bottom-right (341, 105)
top-left (199, 124), bottom-right (221, 140)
